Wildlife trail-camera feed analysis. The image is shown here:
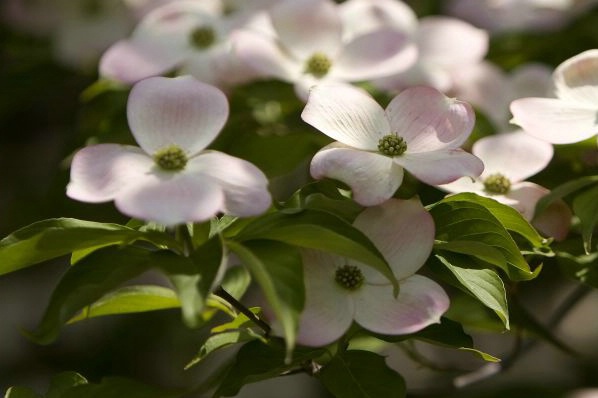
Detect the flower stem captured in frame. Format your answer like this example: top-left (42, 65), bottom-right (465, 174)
top-left (213, 286), bottom-right (271, 336)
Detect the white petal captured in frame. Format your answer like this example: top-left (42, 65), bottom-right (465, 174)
top-left (353, 199), bottom-right (435, 282)
top-left (302, 83), bottom-right (390, 149)
top-left (188, 151), bottom-right (271, 217)
top-left (127, 76), bottom-right (229, 156)
top-left (296, 250), bottom-right (354, 347)
top-left (473, 131), bottom-right (553, 182)
top-left (386, 86), bottom-right (476, 152)
top-left (395, 149), bottom-right (484, 186)
top-left (333, 28), bottom-right (417, 81)
top-left (532, 198), bottom-right (571, 242)
top-left (354, 275), bottom-right (449, 335)
top-left (67, 144), bottom-right (153, 203)
top-left (270, 0), bottom-right (342, 60)
top-left (115, 170), bottom-right (225, 226)
top-left (437, 176), bottom-right (485, 195)
top-left (505, 181), bottom-right (550, 221)
top-left (554, 49), bottom-right (598, 105)
top-left (311, 144), bottom-right (403, 206)
top-left (339, 0), bottom-right (418, 39)
top-left (510, 97), bottom-right (598, 144)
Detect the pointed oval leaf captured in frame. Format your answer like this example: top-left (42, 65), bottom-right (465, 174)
top-left (572, 185), bottom-right (598, 253)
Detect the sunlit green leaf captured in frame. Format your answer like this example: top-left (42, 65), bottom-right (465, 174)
top-left (317, 350), bottom-right (406, 398)
top-left (185, 330), bottom-right (262, 370)
top-left (3, 387), bottom-right (41, 398)
top-left (0, 218), bottom-right (180, 276)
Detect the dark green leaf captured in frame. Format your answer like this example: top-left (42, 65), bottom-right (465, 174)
top-left (435, 241), bottom-right (507, 269)
top-left (535, 175), bottom-right (598, 215)
top-left (26, 246), bottom-right (174, 344)
top-left (0, 218), bottom-right (180, 276)
top-left (214, 340), bottom-right (325, 397)
top-left (557, 251), bottom-right (598, 288)
top-left (3, 387), bottom-right (42, 398)
top-left (572, 185), bottom-right (598, 253)
top-left (432, 253), bottom-right (510, 329)
top-left (58, 377), bottom-right (183, 398)
top-left (317, 350), bottom-right (406, 398)
top-left (67, 286), bottom-right (180, 324)
top-left (226, 240), bottom-right (304, 358)
top-left (46, 372), bottom-right (88, 398)
top-left (185, 330), bottom-right (261, 370)
top-left (237, 209), bottom-right (397, 292)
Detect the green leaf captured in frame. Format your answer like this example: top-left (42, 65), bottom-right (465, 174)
top-left (226, 240), bottom-right (304, 359)
top-left (214, 340), bottom-right (326, 397)
top-left (237, 209), bottom-right (398, 293)
top-left (67, 286), bottom-right (180, 324)
top-left (3, 387), bottom-right (42, 398)
top-left (220, 266), bottom-right (251, 300)
top-left (164, 236), bottom-right (225, 328)
top-left (0, 218), bottom-right (180, 276)
top-left (46, 372), bottom-right (88, 398)
top-left (429, 195), bottom-right (536, 281)
top-left (26, 246), bottom-right (174, 344)
top-left (572, 185), bottom-right (598, 253)
top-left (184, 330), bottom-right (261, 370)
top-left (535, 175), bottom-right (598, 215)
top-left (58, 377), bottom-right (183, 398)
top-left (557, 251), bottom-right (598, 288)
top-left (457, 347), bottom-right (501, 362)
top-left (317, 350), bottom-right (406, 398)
top-left (433, 253), bottom-right (510, 329)
top-left (435, 241), bottom-right (507, 269)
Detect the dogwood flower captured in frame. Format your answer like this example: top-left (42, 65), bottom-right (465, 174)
top-left (67, 76), bottom-right (271, 226)
top-left (438, 131), bottom-right (571, 240)
top-left (510, 49), bottom-right (598, 144)
top-left (231, 0), bottom-right (417, 99)
top-left (302, 83), bottom-right (484, 206)
top-left (297, 198), bottom-right (449, 347)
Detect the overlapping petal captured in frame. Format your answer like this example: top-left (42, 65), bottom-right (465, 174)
top-left (473, 131), bottom-right (553, 182)
top-left (506, 181), bottom-right (551, 221)
top-left (510, 97), bottom-right (598, 144)
top-left (354, 275), bottom-right (449, 335)
top-left (394, 149), bottom-right (484, 186)
top-left (302, 83), bottom-right (389, 150)
top-left (339, 0), bottom-right (418, 39)
top-left (127, 76), bottom-right (229, 155)
top-left (311, 145), bottom-right (403, 206)
top-left (188, 151), bottom-right (271, 217)
top-left (386, 86), bottom-right (476, 152)
top-left (353, 199), bottom-right (434, 283)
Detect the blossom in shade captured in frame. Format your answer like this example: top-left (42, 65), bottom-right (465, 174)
top-left (510, 49), bottom-right (598, 145)
top-left (301, 83), bottom-right (484, 206)
top-left (67, 76), bottom-right (271, 226)
top-left (438, 131), bottom-right (571, 240)
top-left (231, 0), bottom-right (417, 99)
top-left (297, 198), bottom-right (449, 347)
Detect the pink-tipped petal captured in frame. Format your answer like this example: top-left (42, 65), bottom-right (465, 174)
top-left (311, 145), bottom-right (403, 206)
top-left (231, 30), bottom-right (301, 81)
top-left (302, 83), bottom-right (390, 150)
top-left (297, 250), bottom-right (354, 347)
top-left (395, 149), bottom-right (484, 186)
top-left (473, 131), bottom-right (553, 182)
top-left (386, 86), bottom-right (476, 152)
top-left (115, 171), bottom-right (225, 226)
top-left (510, 97), bottom-right (598, 144)
top-left (505, 181), bottom-right (549, 221)
top-left (333, 28), bottom-right (417, 81)
top-left (67, 144), bottom-right (153, 203)
top-left (533, 198), bottom-right (571, 242)
top-left (353, 199), bottom-right (435, 282)
top-left (416, 16), bottom-right (488, 67)
top-left (554, 49), bottom-right (598, 105)
top-left (270, 0), bottom-right (342, 59)
top-left (188, 151), bottom-right (271, 217)
top-left (354, 275), bottom-right (449, 335)
top-left (127, 76), bottom-right (229, 156)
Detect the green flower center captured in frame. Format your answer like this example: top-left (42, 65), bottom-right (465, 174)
top-left (190, 26), bottom-right (216, 49)
top-left (378, 134), bottom-right (407, 156)
top-left (335, 265), bottom-right (364, 291)
top-left (305, 52), bottom-right (332, 78)
top-left (483, 173), bottom-right (511, 194)
top-left (154, 145), bottom-right (188, 171)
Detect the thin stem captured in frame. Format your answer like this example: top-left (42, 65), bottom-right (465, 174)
top-left (213, 286), bottom-right (272, 336)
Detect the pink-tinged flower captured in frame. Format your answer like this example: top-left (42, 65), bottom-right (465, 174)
top-left (297, 198), bottom-right (449, 347)
top-left (99, 1), bottom-right (264, 88)
top-left (231, 0), bottom-right (417, 99)
top-left (510, 49), bottom-right (598, 144)
top-left (67, 76), bottom-right (271, 226)
top-left (370, 16), bottom-right (488, 93)
top-left (438, 131), bottom-right (571, 240)
top-left (302, 83), bottom-right (484, 206)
